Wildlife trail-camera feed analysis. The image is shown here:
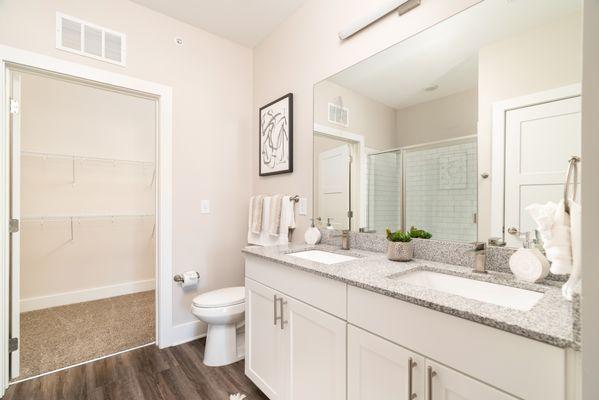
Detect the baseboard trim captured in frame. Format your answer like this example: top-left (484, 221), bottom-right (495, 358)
top-left (167, 320), bottom-right (207, 347)
top-left (20, 279), bottom-right (155, 312)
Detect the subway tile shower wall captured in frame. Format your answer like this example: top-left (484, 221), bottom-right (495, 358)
top-left (368, 151), bottom-right (402, 233)
top-left (404, 140), bottom-right (477, 242)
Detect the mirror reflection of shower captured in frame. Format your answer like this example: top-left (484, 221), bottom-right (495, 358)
top-left (367, 137), bottom-right (477, 242)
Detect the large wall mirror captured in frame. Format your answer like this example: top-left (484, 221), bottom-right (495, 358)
top-left (313, 0), bottom-right (582, 245)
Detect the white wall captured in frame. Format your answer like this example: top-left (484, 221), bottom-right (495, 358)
top-left (253, 0), bottom-right (482, 242)
top-left (581, 1), bottom-right (599, 398)
top-left (477, 12), bottom-right (582, 239)
top-left (314, 80), bottom-right (397, 150)
top-left (396, 89), bottom-right (477, 147)
top-left (0, 0), bottom-right (253, 335)
top-left (19, 71), bottom-right (156, 311)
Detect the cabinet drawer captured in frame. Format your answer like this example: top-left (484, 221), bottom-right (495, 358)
top-left (348, 285), bottom-right (566, 400)
top-left (245, 254), bottom-right (347, 319)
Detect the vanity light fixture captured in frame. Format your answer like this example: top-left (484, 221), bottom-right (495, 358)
top-left (338, 0), bottom-right (421, 40)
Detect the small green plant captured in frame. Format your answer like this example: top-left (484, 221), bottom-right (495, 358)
top-left (409, 226), bottom-right (432, 239)
top-left (386, 228), bottom-right (412, 242)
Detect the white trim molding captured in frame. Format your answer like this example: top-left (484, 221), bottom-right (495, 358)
top-left (490, 83), bottom-right (581, 240)
top-left (20, 279), bottom-right (156, 312)
top-left (0, 44), bottom-right (173, 395)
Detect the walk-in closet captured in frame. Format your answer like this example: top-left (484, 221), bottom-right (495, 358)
top-left (11, 68), bottom-right (157, 380)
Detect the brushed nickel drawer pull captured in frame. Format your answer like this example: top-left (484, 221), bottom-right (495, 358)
top-left (408, 357), bottom-right (417, 399)
top-left (279, 298), bottom-right (287, 330)
top-left (427, 366), bottom-right (437, 400)
top-left (273, 294), bottom-right (280, 326)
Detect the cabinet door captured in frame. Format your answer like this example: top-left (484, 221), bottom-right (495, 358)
top-left (284, 295), bottom-right (347, 400)
top-left (426, 360), bottom-right (518, 400)
top-left (245, 278), bottom-right (286, 400)
top-left (348, 325), bottom-right (425, 400)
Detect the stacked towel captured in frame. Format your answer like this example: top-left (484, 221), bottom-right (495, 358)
top-left (248, 195), bottom-right (296, 246)
top-left (526, 200), bottom-right (572, 274)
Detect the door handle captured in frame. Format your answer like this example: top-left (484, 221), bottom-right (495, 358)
top-left (427, 366), bottom-right (437, 400)
top-left (507, 226), bottom-right (519, 236)
top-left (408, 357), bottom-right (417, 399)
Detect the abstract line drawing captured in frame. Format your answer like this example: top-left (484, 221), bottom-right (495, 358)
top-left (259, 93), bottom-right (293, 176)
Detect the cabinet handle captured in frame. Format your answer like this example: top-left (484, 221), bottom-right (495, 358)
top-left (273, 295), bottom-right (280, 326)
top-left (408, 357), bottom-right (417, 399)
top-left (427, 366), bottom-right (437, 400)
top-left (279, 298), bottom-right (287, 330)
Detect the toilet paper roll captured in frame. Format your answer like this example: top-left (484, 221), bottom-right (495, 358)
top-left (181, 271), bottom-right (199, 288)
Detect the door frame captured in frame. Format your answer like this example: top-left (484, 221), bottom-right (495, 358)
top-left (0, 45), bottom-right (173, 392)
top-left (313, 123), bottom-right (366, 230)
top-left (490, 83), bottom-right (581, 241)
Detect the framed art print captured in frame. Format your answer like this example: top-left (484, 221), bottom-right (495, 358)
top-left (259, 93), bottom-right (293, 176)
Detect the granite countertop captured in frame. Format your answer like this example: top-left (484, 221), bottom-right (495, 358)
top-left (242, 243), bottom-right (578, 349)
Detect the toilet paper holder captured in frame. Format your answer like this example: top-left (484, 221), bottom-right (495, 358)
top-left (173, 271), bottom-right (200, 283)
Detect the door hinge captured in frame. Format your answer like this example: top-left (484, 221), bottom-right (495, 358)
top-left (9, 99), bottom-right (19, 114)
top-left (347, 210), bottom-right (354, 218)
top-left (9, 218), bottom-right (19, 234)
top-left (8, 337), bottom-right (18, 353)
top-left (473, 213), bottom-right (478, 224)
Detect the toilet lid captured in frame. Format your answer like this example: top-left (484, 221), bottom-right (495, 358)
top-left (192, 286), bottom-right (245, 308)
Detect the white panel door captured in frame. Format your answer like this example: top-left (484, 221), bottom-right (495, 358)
top-left (245, 278), bottom-right (286, 400)
top-left (8, 71), bottom-right (21, 379)
top-left (284, 295), bottom-right (346, 400)
top-left (318, 144), bottom-right (350, 229)
top-left (426, 360), bottom-right (518, 400)
top-left (504, 96), bottom-right (581, 246)
top-left (348, 325), bottom-right (424, 400)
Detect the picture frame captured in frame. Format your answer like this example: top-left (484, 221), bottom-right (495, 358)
top-left (259, 93), bottom-right (293, 176)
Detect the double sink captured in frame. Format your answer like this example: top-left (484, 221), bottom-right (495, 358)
top-left (288, 249), bottom-right (543, 312)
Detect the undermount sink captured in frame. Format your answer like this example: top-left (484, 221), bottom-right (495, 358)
top-left (288, 250), bottom-right (357, 265)
top-left (393, 270), bottom-right (543, 311)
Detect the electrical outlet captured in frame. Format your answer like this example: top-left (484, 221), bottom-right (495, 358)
top-left (298, 197), bottom-right (307, 215)
top-left (200, 200), bottom-right (210, 214)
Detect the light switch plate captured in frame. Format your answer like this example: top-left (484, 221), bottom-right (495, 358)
top-left (298, 197), bottom-right (307, 216)
top-left (200, 200), bottom-right (210, 214)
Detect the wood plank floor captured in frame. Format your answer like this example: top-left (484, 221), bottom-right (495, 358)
top-left (3, 338), bottom-right (268, 400)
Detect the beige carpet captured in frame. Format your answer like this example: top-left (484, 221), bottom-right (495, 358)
top-left (17, 290), bottom-right (155, 380)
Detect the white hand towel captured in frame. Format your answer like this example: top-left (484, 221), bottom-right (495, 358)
top-left (563, 199), bottom-right (581, 300)
top-left (269, 194), bottom-right (284, 236)
top-left (526, 200), bottom-right (572, 274)
top-left (248, 196), bottom-right (296, 246)
top-left (249, 195), bottom-right (265, 234)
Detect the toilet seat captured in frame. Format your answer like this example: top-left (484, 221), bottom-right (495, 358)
top-left (192, 286), bottom-right (245, 308)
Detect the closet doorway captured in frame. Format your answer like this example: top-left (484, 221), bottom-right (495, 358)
top-left (8, 66), bottom-right (158, 381)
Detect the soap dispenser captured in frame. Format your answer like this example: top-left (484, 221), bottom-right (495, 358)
top-left (509, 231), bottom-right (550, 283)
top-left (304, 218), bottom-right (322, 245)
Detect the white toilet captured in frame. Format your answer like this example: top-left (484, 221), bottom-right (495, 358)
top-left (191, 286), bottom-right (246, 367)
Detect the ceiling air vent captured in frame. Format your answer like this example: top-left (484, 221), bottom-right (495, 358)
top-left (56, 13), bottom-right (126, 66)
top-left (328, 103), bottom-right (349, 127)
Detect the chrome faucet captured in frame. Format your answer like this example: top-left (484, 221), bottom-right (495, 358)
top-left (340, 229), bottom-right (350, 250)
top-left (465, 242), bottom-right (487, 273)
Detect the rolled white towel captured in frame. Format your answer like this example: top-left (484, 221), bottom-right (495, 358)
top-left (526, 200), bottom-right (572, 275)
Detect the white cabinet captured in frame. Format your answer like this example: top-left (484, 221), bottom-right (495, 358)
top-left (426, 360), bottom-right (517, 400)
top-left (245, 277), bottom-right (346, 400)
top-left (284, 295), bottom-right (346, 400)
top-left (245, 278), bottom-right (286, 399)
top-left (348, 325), bottom-right (424, 400)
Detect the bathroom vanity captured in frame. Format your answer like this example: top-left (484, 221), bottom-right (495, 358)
top-left (242, 243), bottom-right (580, 400)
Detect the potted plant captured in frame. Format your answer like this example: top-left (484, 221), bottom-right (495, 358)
top-left (409, 226), bottom-right (432, 239)
top-left (386, 228), bottom-right (414, 261)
